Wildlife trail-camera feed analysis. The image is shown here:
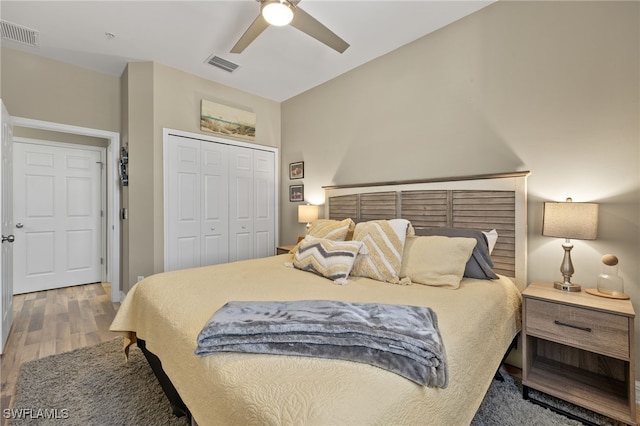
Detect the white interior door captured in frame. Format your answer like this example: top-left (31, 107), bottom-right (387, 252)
top-left (165, 135), bottom-right (230, 272)
top-left (1, 101), bottom-right (14, 353)
top-left (201, 141), bottom-right (229, 266)
top-left (166, 136), bottom-right (201, 271)
top-left (229, 145), bottom-right (254, 262)
top-left (253, 149), bottom-right (275, 258)
top-left (13, 140), bottom-right (104, 294)
top-left (163, 130), bottom-right (277, 271)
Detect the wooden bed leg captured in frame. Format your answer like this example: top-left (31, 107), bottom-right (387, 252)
top-left (136, 339), bottom-right (190, 419)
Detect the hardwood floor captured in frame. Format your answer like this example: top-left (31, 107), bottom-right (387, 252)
top-left (0, 283), bottom-right (119, 424)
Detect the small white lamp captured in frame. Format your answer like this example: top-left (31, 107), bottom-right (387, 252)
top-left (542, 197), bottom-right (599, 292)
top-left (298, 204), bottom-right (318, 232)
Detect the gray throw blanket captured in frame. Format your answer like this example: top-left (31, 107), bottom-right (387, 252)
top-left (195, 300), bottom-right (448, 387)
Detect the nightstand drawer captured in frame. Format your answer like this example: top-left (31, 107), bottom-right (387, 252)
top-left (525, 298), bottom-right (629, 360)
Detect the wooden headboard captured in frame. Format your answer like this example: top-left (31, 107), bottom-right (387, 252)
top-left (324, 171), bottom-right (529, 290)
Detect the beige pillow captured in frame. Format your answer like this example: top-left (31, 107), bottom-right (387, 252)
top-left (351, 219), bottom-right (412, 284)
top-left (290, 218), bottom-right (355, 254)
top-left (399, 236), bottom-right (477, 289)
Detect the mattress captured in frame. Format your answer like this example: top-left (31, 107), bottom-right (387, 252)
top-left (110, 254), bottom-right (522, 425)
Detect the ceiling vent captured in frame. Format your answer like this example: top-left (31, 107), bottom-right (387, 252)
top-left (206, 55), bottom-right (239, 73)
top-left (1, 20), bottom-right (39, 47)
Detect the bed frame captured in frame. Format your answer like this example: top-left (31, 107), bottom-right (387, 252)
top-left (324, 170), bottom-right (529, 290)
top-left (142, 170), bottom-right (530, 420)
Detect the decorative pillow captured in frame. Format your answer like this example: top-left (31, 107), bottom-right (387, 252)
top-left (350, 219), bottom-right (412, 284)
top-left (399, 236), bottom-right (477, 289)
top-left (290, 218), bottom-right (355, 254)
top-left (416, 228), bottom-right (498, 280)
top-left (292, 236), bottom-right (365, 285)
top-left (483, 229), bottom-right (498, 254)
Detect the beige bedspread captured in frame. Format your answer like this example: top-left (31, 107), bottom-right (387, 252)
top-left (110, 254), bottom-right (521, 426)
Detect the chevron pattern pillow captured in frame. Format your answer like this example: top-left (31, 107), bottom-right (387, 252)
top-left (293, 236), bottom-right (365, 285)
top-left (351, 219), bottom-right (412, 284)
top-left (290, 218), bottom-right (355, 254)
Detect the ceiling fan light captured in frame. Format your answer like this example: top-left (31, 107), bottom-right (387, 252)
top-left (262, 1), bottom-right (293, 26)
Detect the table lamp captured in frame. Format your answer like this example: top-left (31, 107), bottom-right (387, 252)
top-left (298, 204), bottom-right (318, 232)
top-left (542, 197), bottom-right (598, 292)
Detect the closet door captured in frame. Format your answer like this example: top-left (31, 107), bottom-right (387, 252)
top-left (200, 142), bottom-right (229, 266)
top-left (166, 135), bottom-right (230, 271)
top-left (228, 145), bottom-right (254, 262)
top-left (166, 136), bottom-right (201, 271)
top-left (253, 149), bottom-right (275, 258)
top-left (165, 132), bottom-right (275, 271)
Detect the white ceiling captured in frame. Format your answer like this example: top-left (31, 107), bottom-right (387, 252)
top-left (1, 1), bottom-right (493, 102)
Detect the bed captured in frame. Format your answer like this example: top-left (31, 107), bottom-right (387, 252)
top-left (110, 171), bottom-right (529, 426)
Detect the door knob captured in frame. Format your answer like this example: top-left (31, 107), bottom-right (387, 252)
top-left (15, 223), bottom-right (23, 228)
top-left (2, 235), bottom-right (15, 243)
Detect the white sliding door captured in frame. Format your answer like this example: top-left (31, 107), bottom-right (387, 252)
top-left (165, 135), bottom-right (229, 272)
top-left (253, 149), bottom-right (275, 259)
top-left (164, 130), bottom-right (276, 272)
top-left (201, 141), bottom-right (229, 266)
top-left (166, 136), bottom-right (201, 271)
top-left (229, 145), bottom-right (254, 262)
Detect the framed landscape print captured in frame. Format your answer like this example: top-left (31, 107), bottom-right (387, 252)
top-left (289, 161), bottom-right (304, 179)
top-left (200, 99), bottom-right (256, 141)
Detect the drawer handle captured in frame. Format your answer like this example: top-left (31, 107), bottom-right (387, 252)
top-left (554, 320), bottom-right (592, 333)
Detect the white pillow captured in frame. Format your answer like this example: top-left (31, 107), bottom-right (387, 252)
top-left (482, 229), bottom-right (498, 254)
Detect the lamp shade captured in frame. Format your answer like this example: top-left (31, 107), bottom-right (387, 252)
top-left (542, 200), bottom-right (598, 240)
top-left (298, 204), bottom-right (319, 224)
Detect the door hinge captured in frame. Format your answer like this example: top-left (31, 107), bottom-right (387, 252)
top-left (101, 210), bottom-right (104, 218)
top-left (101, 258), bottom-right (104, 265)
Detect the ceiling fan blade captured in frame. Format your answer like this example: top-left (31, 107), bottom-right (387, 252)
top-left (230, 14), bottom-right (269, 54)
top-left (290, 6), bottom-right (349, 53)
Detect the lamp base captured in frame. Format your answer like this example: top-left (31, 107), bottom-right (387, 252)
top-left (554, 281), bottom-right (581, 292)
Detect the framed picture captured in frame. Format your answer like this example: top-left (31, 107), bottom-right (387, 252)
top-left (200, 99), bottom-right (256, 141)
top-left (289, 184), bottom-right (304, 202)
top-left (289, 161), bottom-right (304, 180)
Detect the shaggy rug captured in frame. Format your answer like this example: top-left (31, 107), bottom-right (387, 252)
top-left (11, 338), bottom-right (628, 425)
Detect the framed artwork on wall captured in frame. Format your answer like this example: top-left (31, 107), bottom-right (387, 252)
top-left (289, 161), bottom-right (304, 179)
top-left (289, 184), bottom-right (304, 202)
top-left (200, 99), bottom-right (256, 141)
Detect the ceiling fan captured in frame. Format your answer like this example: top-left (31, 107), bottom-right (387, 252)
top-left (230, 0), bottom-right (349, 54)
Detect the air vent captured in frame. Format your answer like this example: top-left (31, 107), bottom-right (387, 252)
top-left (1, 20), bottom-right (39, 47)
top-left (206, 55), bottom-right (239, 73)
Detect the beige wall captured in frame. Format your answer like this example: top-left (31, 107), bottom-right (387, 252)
top-left (122, 62), bottom-right (281, 291)
top-left (281, 1), bottom-right (640, 378)
top-left (1, 48), bottom-right (281, 293)
top-left (1, 48), bottom-right (120, 132)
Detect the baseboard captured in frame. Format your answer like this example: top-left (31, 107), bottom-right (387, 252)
top-left (636, 380), bottom-right (640, 405)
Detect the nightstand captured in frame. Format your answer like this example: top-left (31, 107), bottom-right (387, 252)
top-left (276, 244), bottom-right (296, 255)
top-left (522, 281), bottom-right (636, 425)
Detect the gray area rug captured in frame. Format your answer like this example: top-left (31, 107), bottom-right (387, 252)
top-left (11, 338), bottom-right (628, 425)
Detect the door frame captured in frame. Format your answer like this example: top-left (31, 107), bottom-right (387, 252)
top-left (12, 117), bottom-right (121, 302)
top-left (13, 137), bottom-right (107, 291)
